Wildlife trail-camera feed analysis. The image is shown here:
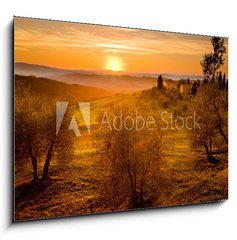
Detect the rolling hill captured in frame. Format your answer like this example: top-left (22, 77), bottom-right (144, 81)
top-left (15, 75), bottom-right (112, 102)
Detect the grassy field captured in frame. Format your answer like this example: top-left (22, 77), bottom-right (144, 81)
top-left (15, 93), bottom-right (228, 221)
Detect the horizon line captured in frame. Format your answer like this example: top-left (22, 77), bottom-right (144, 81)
top-left (15, 61), bottom-right (205, 78)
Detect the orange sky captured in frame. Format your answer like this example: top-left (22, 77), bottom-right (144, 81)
top-left (14, 17), bottom-right (228, 76)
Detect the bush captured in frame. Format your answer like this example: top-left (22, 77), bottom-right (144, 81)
top-left (162, 99), bottom-right (170, 109)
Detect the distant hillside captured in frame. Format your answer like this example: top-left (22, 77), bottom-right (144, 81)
top-left (15, 62), bottom-right (79, 78)
top-left (15, 75), bottom-right (112, 102)
top-left (15, 62), bottom-right (203, 93)
top-left (51, 73), bottom-right (157, 93)
top-left (15, 62), bottom-right (114, 78)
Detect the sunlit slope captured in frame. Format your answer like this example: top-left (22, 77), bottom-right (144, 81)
top-left (74, 93), bottom-right (134, 129)
top-left (90, 94), bottom-right (133, 124)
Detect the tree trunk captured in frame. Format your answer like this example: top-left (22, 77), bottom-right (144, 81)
top-left (203, 143), bottom-right (211, 158)
top-left (27, 126), bottom-right (39, 182)
top-left (31, 155), bottom-right (38, 181)
top-left (204, 140), bottom-right (218, 163)
top-left (217, 125), bottom-right (228, 145)
top-left (209, 134), bottom-right (213, 155)
top-left (42, 140), bottom-right (54, 180)
top-left (213, 99), bottom-right (228, 144)
top-left (127, 165), bottom-right (136, 207)
top-left (140, 178), bottom-right (144, 204)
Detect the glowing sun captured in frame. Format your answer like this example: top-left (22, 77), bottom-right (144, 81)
top-left (106, 57), bottom-right (123, 72)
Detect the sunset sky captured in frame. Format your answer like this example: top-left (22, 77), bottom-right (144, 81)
top-left (14, 17), bottom-right (228, 76)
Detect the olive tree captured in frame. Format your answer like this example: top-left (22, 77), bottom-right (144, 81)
top-left (15, 79), bottom-right (73, 183)
top-left (189, 83), bottom-right (228, 163)
top-left (96, 101), bottom-right (163, 208)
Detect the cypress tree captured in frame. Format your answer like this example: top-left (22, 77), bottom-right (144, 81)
top-left (203, 77), bottom-right (208, 85)
top-left (222, 73), bottom-right (226, 90)
top-left (218, 72), bottom-right (223, 89)
top-left (157, 75), bottom-right (163, 90)
top-left (191, 81), bottom-right (198, 95)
